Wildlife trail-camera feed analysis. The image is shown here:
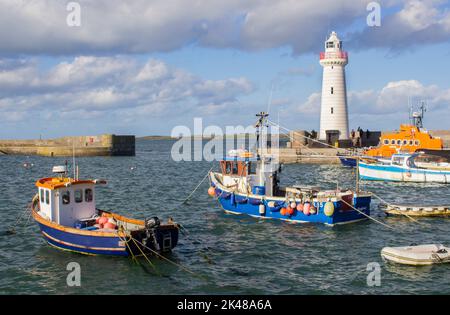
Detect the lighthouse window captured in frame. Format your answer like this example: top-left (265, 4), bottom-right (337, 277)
top-left (62, 191), bottom-right (70, 205)
top-left (75, 189), bottom-right (83, 203)
top-left (331, 107), bottom-right (334, 114)
top-left (331, 87), bottom-right (334, 94)
top-left (85, 189), bottom-right (93, 202)
top-left (326, 42), bottom-right (334, 48)
top-left (45, 190), bottom-right (50, 205)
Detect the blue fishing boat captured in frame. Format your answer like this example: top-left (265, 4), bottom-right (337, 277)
top-left (338, 155), bottom-right (357, 167)
top-left (208, 112), bottom-right (372, 226)
top-left (31, 166), bottom-right (179, 256)
top-left (359, 153), bottom-right (450, 183)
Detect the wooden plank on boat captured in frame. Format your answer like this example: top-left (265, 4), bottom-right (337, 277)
top-left (385, 204), bottom-right (450, 217)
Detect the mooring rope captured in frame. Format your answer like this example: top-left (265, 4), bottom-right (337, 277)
top-left (370, 191), bottom-right (429, 225)
top-left (129, 235), bottom-right (205, 279)
top-left (181, 166), bottom-right (214, 205)
top-left (340, 198), bottom-right (395, 230)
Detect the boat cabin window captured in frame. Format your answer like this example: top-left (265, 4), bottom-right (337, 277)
top-left (40, 189), bottom-right (44, 203)
top-left (232, 163), bottom-right (238, 175)
top-left (409, 140), bottom-right (414, 145)
top-left (415, 140), bottom-right (420, 145)
top-left (396, 140), bottom-right (402, 145)
top-left (403, 140), bottom-right (408, 145)
top-left (220, 160), bottom-right (253, 176)
top-left (45, 190), bottom-right (50, 205)
top-left (75, 189), bottom-right (83, 203)
top-left (390, 139), bottom-right (396, 145)
top-left (62, 191), bottom-right (70, 205)
top-left (392, 156), bottom-right (405, 166)
top-left (248, 162), bottom-right (256, 175)
top-left (383, 139), bottom-right (389, 145)
top-left (85, 189), bottom-right (93, 202)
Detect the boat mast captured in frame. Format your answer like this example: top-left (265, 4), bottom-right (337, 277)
top-left (255, 112), bottom-right (269, 186)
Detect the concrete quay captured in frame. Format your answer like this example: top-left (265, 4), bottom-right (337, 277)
top-left (0, 134), bottom-right (135, 157)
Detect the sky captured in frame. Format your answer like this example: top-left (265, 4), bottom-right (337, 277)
top-left (0, 0), bottom-right (450, 139)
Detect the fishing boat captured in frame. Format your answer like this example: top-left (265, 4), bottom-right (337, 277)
top-left (31, 165), bottom-right (179, 256)
top-left (359, 152), bottom-right (450, 183)
top-left (381, 244), bottom-right (450, 266)
top-left (208, 112), bottom-right (372, 226)
top-left (339, 102), bottom-right (443, 167)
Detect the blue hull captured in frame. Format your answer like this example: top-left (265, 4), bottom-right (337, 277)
top-left (339, 156), bottom-right (357, 167)
top-left (38, 222), bottom-right (129, 256)
top-left (213, 187), bottom-right (371, 225)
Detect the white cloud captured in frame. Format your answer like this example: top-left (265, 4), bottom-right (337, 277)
top-left (290, 79), bottom-right (450, 130)
top-left (0, 0), bottom-right (415, 56)
top-left (349, 0), bottom-right (450, 51)
top-left (0, 56), bottom-right (254, 125)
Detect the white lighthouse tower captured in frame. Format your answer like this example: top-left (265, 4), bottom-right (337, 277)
top-left (319, 31), bottom-right (349, 143)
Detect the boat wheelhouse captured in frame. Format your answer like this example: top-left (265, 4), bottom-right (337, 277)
top-left (208, 112), bottom-right (372, 226)
top-left (32, 166), bottom-right (179, 256)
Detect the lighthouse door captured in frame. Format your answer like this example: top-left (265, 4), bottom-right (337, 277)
top-left (325, 130), bottom-right (340, 145)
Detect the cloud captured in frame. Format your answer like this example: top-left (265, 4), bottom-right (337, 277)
top-left (0, 56), bottom-right (254, 125)
top-left (0, 0), bottom-right (415, 56)
top-left (349, 0), bottom-right (450, 52)
top-left (290, 79), bottom-right (450, 130)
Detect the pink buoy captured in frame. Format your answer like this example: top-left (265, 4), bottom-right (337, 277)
top-left (296, 203), bottom-right (304, 212)
top-left (99, 217), bottom-right (109, 225)
top-left (303, 202), bottom-right (311, 216)
top-left (103, 222), bottom-right (116, 230)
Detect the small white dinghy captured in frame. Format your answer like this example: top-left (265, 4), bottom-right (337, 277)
top-left (381, 244), bottom-right (450, 266)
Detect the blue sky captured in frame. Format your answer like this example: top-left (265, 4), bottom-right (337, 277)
top-left (0, 0), bottom-right (450, 138)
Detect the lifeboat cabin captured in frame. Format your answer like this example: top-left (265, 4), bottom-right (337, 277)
top-left (32, 166), bottom-right (179, 256)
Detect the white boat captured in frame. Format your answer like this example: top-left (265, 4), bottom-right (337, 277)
top-left (359, 153), bottom-right (450, 183)
top-left (381, 244), bottom-right (450, 266)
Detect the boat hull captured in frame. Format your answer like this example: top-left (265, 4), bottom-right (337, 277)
top-left (338, 156), bottom-right (357, 167)
top-left (359, 162), bottom-right (450, 183)
top-left (211, 184), bottom-right (371, 226)
top-left (32, 207), bottom-right (179, 257)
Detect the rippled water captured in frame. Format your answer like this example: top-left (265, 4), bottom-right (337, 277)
top-left (1, 140), bottom-right (450, 294)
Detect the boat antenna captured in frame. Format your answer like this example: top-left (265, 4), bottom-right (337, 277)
top-left (72, 138), bottom-right (76, 180)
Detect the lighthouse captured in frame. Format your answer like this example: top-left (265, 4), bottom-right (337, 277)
top-left (319, 31), bottom-right (349, 143)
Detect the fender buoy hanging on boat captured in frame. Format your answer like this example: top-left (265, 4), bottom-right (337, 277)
top-left (296, 203), bottom-right (304, 212)
top-left (324, 201), bottom-right (335, 216)
top-left (208, 187), bottom-right (216, 197)
top-left (303, 202), bottom-right (311, 216)
top-left (259, 204), bottom-right (265, 215)
top-left (287, 207), bottom-right (295, 216)
top-left (290, 202), bottom-right (297, 209)
top-left (280, 208), bottom-right (287, 216)
top-left (310, 205), bottom-right (317, 215)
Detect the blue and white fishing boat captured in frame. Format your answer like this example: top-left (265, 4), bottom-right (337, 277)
top-left (359, 153), bottom-right (450, 183)
top-left (31, 165), bottom-right (179, 256)
top-left (208, 112), bottom-right (372, 226)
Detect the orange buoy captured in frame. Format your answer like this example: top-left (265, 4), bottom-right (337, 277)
top-left (296, 203), bottom-right (304, 212)
top-left (280, 208), bottom-right (287, 216)
top-left (287, 207), bottom-right (295, 216)
top-left (208, 187), bottom-right (216, 197)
